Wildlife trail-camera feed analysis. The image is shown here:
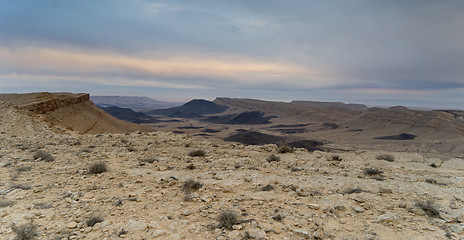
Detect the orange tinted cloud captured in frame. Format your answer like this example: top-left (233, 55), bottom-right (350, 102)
top-left (0, 46), bottom-right (334, 89)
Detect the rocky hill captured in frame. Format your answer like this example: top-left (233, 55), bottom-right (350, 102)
top-left (99, 106), bottom-right (160, 124)
top-left (291, 101), bottom-right (369, 111)
top-left (149, 99), bottom-right (228, 118)
top-left (0, 92), bottom-right (149, 134)
top-left (0, 93), bottom-right (463, 239)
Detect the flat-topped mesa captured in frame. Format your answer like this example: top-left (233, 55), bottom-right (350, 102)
top-left (0, 92), bottom-right (150, 134)
top-left (0, 92), bottom-right (90, 113)
top-left (22, 93), bottom-right (90, 114)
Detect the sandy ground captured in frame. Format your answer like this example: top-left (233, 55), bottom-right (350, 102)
top-left (0, 100), bottom-right (464, 239)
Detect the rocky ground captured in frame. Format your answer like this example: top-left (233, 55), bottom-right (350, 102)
top-left (1, 101), bottom-right (464, 240)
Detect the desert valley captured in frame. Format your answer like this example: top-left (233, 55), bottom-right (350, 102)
top-left (0, 92), bottom-right (463, 240)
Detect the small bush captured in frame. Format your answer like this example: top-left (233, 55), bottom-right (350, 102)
top-left (363, 168), bottom-right (383, 176)
top-left (86, 216), bottom-right (104, 227)
top-left (11, 222), bottom-right (38, 240)
top-left (266, 154), bottom-right (280, 163)
top-left (188, 150), bottom-right (206, 157)
top-left (342, 188), bottom-right (365, 194)
top-left (88, 162), bottom-right (108, 174)
top-left (260, 184), bottom-right (274, 191)
top-left (186, 164), bottom-right (196, 170)
top-left (331, 155), bottom-right (342, 161)
top-left (11, 184), bottom-right (32, 190)
top-left (416, 200), bottom-right (440, 218)
top-left (217, 210), bottom-right (239, 230)
top-left (127, 147), bottom-right (137, 152)
top-left (0, 199), bottom-right (15, 208)
top-left (182, 179), bottom-right (203, 193)
top-left (277, 145), bottom-right (294, 153)
top-left (81, 148), bottom-right (92, 153)
top-left (272, 214), bottom-right (284, 222)
top-left (376, 154), bottom-right (395, 162)
top-left (140, 158), bottom-right (157, 164)
top-left (33, 150), bottom-right (54, 162)
top-left (16, 166), bottom-right (32, 172)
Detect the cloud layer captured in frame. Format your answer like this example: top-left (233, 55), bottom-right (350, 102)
top-left (0, 0), bottom-right (463, 108)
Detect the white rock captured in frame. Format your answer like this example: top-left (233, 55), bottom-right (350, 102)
top-left (151, 230), bottom-right (167, 237)
top-left (379, 214), bottom-right (398, 223)
top-left (126, 220), bottom-right (148, 231)
top-left (68, 221), bottom-right (78, 229)
top-left (442, 158), bottom-right (464, 170)
top-left (352, 206), bottom-right (365, 213)
top-left (450, 224), bottom-right (464, 234)
top-left (228, 230), bottom-right (241, 239)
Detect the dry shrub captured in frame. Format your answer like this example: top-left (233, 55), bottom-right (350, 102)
top-left (266, 154), bottom-right (280, 163)
top-left (88, 162), bottom-right (108, 174)
top-left (217, 210), bottom-right (239, 230)
top-left (33, 150), bottom-right (54, 162)
top-left (188, 149), bottom-right (206, 157)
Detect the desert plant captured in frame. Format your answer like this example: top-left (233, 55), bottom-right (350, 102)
top-left (416, 200), bottom-right (440, 218)
top-left (16, 166), bottom-right (32, 172)
top-left (81, 148), bottom-right (92, 153)
top-left (182, 179), bottom-right (203, 193)
top-left (188, 149), bottom-right (206, 157)
top-left (217, 210), bottom-right (239, 230)
top-left (363, 168), bottom-right (383, 176)
top-left (11, 184), bottom-right (32, 190)
top-left (342, 188), bottom-right (368, 194)
top-left (0, 199), bottom-right (15, 208)
top-left (260, 184), bottom-right (274, 191)
top-left (277, 145), bottom-right (294, 153)
top-left (86, 216), bottom-right (104, 227)
top-left (376, 154), bottom-right (395, 162)
top-left (140, 158), bottom-right (157, 164)
top-left (186, 164), bottom-right (196, 170)
top-left (11, 222), bottom-right (38, 240)
top-left (33, 150), bottom-right (54, 162)
top-left (272, 214), bottom-right (284, 221)
top-left (266, 154), bottom-right (280, 163)
top-left (331, 155), bottom-right (342, 161)
top-left (88, 162), bottom-right (108, 174)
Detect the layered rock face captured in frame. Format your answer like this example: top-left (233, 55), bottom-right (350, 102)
top-left (21, 93), bottom-right (90, 114)
top-left (0, 92), bottom-right (150, 134)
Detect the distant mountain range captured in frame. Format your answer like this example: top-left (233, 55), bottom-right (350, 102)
top-left (90, 96), bottom-right (181, 111)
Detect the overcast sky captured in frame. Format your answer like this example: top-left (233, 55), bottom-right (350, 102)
top-left (0, 0), bottom-right (463, 109)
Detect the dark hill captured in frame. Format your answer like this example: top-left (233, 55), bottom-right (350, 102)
top-left (203, 111), bottom-right (272, 125)
top-left (224, 131), bottom-right (284, 145)
top-left (374, 133), bottom-right (416, 140)
top-left (99, 106), bottom-right (160, 124)
top-left (148, 99), bottom-right (228, 118)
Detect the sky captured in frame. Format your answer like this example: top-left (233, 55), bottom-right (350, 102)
top-left (0, 0), bottom-right (463, 109)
